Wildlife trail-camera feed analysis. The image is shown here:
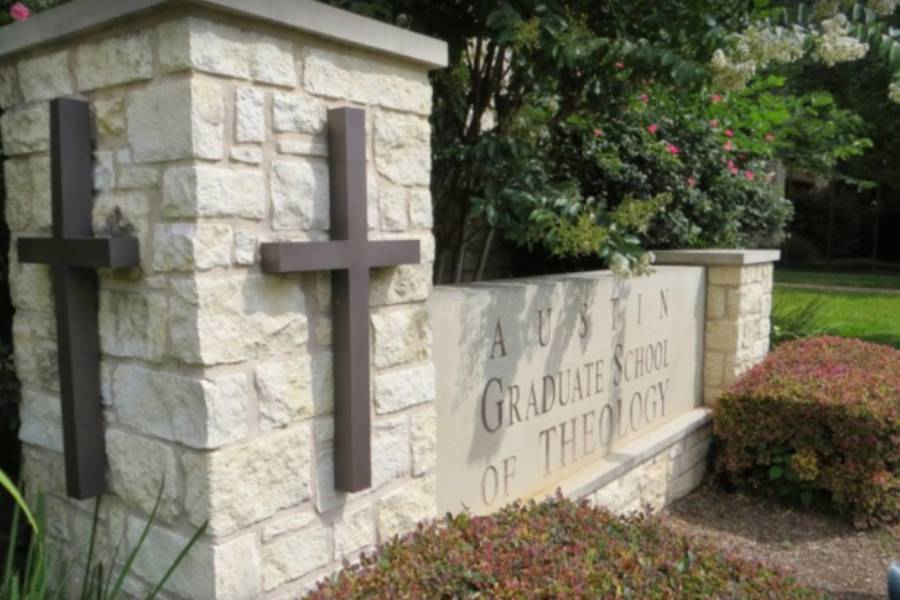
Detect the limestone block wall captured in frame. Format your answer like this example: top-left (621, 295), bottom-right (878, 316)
top-left (1, 3), bottom-right (445, 598)
top-left (655, 250), bottom-right (779, 404)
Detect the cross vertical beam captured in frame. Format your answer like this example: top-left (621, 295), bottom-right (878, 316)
top-left (16, 98), bottom-right (140, 499)
top-left (260, 107), bottom-right (420, 493)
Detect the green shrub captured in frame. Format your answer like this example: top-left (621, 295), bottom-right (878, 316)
top-left (308, 496), bottom-right (820, 599)
top-left (714, 336), bottom-right (900, 527)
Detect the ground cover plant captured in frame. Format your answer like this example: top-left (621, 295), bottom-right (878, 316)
top-left (307, 495), bottom-right (821, 599)
top-left (715, 336), bottom-right (900, 526)
top-left (773, 287), bottom-right (900, 347)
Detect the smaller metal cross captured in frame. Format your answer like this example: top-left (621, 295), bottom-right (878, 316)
top-left (17, 98), bottom-right (139, 499)
top-left (260, 107), bottom-right (420, 492)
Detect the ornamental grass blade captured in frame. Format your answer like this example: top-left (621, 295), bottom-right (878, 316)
top-left (79, 498), bottom-right (102, 600)
top-left (1, 496), bottom-right (20, 597)
top-left (144, 520), bottom-right (208, 600)
top-left (106, 484), bottom-right (164, 599)
top-left (0, 469), bottom-right (38, 534)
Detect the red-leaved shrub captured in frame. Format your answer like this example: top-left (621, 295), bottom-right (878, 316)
top-left (307, 496), bottom-right (819, 599)
top-left (715, 336), bottom-right (900, 526)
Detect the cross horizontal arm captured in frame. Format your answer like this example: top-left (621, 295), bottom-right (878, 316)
top-left (367, 240), bottom-right (420, 267)
top-left (18, 237), bottom-right (140, 268)
top-left (260, 241), bottom-right (352, 274)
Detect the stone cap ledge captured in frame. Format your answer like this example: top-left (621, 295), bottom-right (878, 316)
top-left (653, 249), bottom-right (781, 266)
top-left (0, 0), bottom-right (448, 68)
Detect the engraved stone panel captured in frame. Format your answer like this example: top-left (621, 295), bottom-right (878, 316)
top-left (431, 267), bottom-right (705, 514)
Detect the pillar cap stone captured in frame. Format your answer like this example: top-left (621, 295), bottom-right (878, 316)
top-left (0, 0), bottom-right (448, 68)
top-left (653, 249), bottom-right (781, 266)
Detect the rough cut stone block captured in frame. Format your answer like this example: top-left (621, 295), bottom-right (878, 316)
top-left (99, 289), bottom-right (167, 362)
top-left (277, 138), bottom-right (328, 157)
top-left (169, 272), bottom-right (307, 365)
top-left (262, 522), bottom-right (330, 590)
top-left (372, 415), bottom-right (411, 488)
top-left (256, 356), bottom-right (315, 430)
top-left (153, 223), bottom-right (233, 272)
top-left (304, 47), bottom-right (431, 115)
top-left (75, 30), bottom-right (153, 91)
top-left (370, 263), bottom-right (432, 305)
top-left (162, 165), bottom-right (265, 219)
top-left (377, 476), bottom-right (436, 540)
top-left (1, 104), bottom-right (49, 155)
top-left (708, 266), bottom-right (742, 286)
top-left (378, 184), bottom-right (408, 231)
top-left (113, 365), bottom-right (249, 448)
top-left (334, 507), bottom-right (375, 559)
top-left (235, 87), bottom-right (265, 143)
top-left (8, 262), bottom-right (52, 313)
top-left (106, 428), bottom-right (179, 520)
top-left (159, 17), bottom-right (295, 87)
top-left (374, 363), bottom-right (435, 415)
top-left (93, 97), bottom-right (125, 138)
top-left (117, 166), bottom-right (158, 190)
top-left (410, 408), bottom-right (437, 476)
top-left (4, 158), bottom-right (33, 231)
top-left (184, 424), bottom-right (312, 537)
top-left (271, 160), bottom-right (330, 231)
top-left (234, 230), bottom-right (257, 265)
top-left (127, 520), bottom-right (261, 600)
top-left (127, 78), bottom-right (223, 162)
top-left (374, 112), bottom-right (431, 186)
top-left (18, 50), bottom-right (73, 102)
top-left (18, 389), bottom-right (63, 453)
top-left (93, 151), bottom-right (115, 191)
top-left (371, 306), bottom-right (430, 369)
top-left (407, 188), bottom-right (433, 228)
top-left (230, 145), bottom-right (263, 164)
top-left (272, 93), bottom-right (326, 134)
top-left (0, 63), bottom-right (20, 109)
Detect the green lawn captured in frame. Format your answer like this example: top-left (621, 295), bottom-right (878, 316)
top-left (774, 269), bottom-right (900, 290)
top-left (773, 288), bottom-right (900, 348)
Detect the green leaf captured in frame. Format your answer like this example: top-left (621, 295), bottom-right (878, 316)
top-left (0, 469), bottom-right (38, 534)
top-left (768, 465), bottom-right (784, 480)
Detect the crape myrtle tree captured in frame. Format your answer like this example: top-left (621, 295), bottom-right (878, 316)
top-left (330, 0), bottom-right (878, 280)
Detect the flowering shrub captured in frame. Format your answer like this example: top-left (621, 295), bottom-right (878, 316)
top-left (307, 496), bottom-right (820, 599)
top-left (714, 336), bottom-right (900, 527)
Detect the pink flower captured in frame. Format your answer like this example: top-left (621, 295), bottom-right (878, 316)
top-left (765, 132), bottom-right (775, 142)
top-left (711, 94), bottom-right (723, 103)
top-left (744, 170), bottom-right (755, 181)
top-left (709, 119), bottom-right (719, 128)
top-left (687, 176), bottom-right (697, 188)
top-left (615, 62), bottom-right (625, 70)
top-left (593, 128), bottom-right (604, 138)
top-left (665, 143), bottom-right (680, 156)
top-left (727, 160), bottom-right (739, 175)
top-left (9, 2), bottom-right (30, 20)
top-left (640, 94), bottom-right (649, 103)
top-left (723, 140), bottom-right (734, 152)
top-left (724, 129), bottom-right (734, 138)
top-left (647, 123), bottom-right (658, 134)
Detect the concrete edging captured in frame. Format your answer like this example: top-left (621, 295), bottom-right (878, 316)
top-left (654, 249), bottom-right (781, 266)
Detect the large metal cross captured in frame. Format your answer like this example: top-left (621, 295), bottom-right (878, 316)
top-left (17, 98), bottom-right (140, 499)
top-left (260, 107), bottom-right (420, 492)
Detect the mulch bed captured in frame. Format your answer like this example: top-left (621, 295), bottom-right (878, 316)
top-left (661, 484), bottom-right (900, 600)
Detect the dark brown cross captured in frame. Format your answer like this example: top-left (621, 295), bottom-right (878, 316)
top-left (261, 107), bottom-right (420, 492)
top-left (17, 98), bottom-right (140, 499)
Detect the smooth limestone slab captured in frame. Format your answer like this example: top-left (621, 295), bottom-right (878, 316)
top-left (430, 266), bottom-right (705, 514)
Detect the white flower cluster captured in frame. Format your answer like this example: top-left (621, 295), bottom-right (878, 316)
top-left (889, 81), bottom-right (900, 104)
top-left (710, 25), bottom-right (806, 90)
top-left (609, 252), bottom-right (655, 278)
top-left (869, 0), bottom-right (899, 16)
top-left (818, 14), bottom-right (869, 66)
top-left (814, 0), bottom-right (841, 20)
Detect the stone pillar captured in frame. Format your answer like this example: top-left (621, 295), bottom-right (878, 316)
top-left (654, 250), bottom-right (780, 404)
top-left (1, 2), bottom-right (445, 597)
